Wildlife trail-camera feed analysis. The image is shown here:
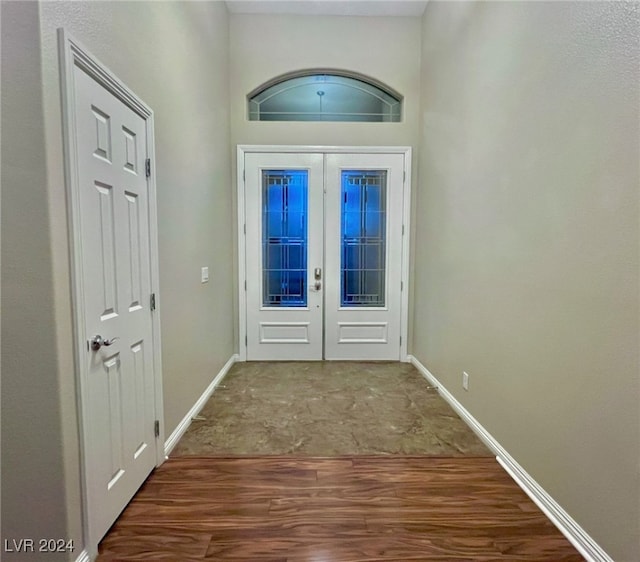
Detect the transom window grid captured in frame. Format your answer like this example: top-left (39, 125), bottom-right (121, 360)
top-left (262, 170), bottom-right (308, 307)
top-left (249, 72), bottom-right (402, 123)
top-left (341, 170), bottom-right (387, 307)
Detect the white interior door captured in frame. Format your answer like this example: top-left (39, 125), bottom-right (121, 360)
top-left (243, 150), bottom-right (407, 361)
top-left (72, 59), bottom-right (158, 543)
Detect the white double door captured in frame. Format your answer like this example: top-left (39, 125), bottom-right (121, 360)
top-left (244, 151), bottom-right (406, 360)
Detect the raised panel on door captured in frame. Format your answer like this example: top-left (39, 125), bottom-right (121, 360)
top-left (74, 62), bottom-right (156, 542)
top-left (244, 153), bottom-right (324, 360)
top-left (324, 153), bottom-right (405, 360)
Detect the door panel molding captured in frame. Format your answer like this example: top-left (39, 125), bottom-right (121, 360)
top-left (260, 322), bottom-right (312, 343)
top-left (59, 29), bottom-right (164, 558)
top-left (337, 322), bottom-right (388, 343)
top-left (237, 145), bottom-right (412, 362)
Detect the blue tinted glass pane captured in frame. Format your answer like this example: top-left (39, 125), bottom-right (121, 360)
top-left (262, 170), bottom-right (308, 307)
top-left (341, 171), bottom-right (387, 307)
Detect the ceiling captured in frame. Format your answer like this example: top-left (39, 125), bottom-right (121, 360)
top-left (225, 0), bottom-right (429, 17)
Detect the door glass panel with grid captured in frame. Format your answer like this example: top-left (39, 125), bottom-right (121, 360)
top-left (262, 170), bottom-right (309, 308)
top-left (340, 170), bottom-right (387, 307)
top-left (244, 152), bottom-right (404, 360)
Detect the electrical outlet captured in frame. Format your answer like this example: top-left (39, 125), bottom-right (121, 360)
top-left (462, 371), bottom-right (469, 391)
top-left (201, 266), bottom-right (209, 283)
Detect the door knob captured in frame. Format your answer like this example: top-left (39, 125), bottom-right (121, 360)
top-left (90, 335), bottom-right (120, 351)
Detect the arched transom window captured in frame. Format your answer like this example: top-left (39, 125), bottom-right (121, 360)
top-left (248, 70), bottom-right (402, 122)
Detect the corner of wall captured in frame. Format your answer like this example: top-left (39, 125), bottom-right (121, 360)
top-left (1, 0), bottom-right (74, 557)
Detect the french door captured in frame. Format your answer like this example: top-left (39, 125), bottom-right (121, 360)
top-left (242, 149), bottom-right (409, 361)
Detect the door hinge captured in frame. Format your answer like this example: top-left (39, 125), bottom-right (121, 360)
top-left (245, 334), bottom-right (248, 346)
top-left (403, 171), bottom-right (406, 183)
top-left (402, 224), bottom-right (405, 236)
top-left (400, 335), bottom-right (402, 345)
top-left (154, 420), bottom-right (160, 438)
top-left (244, 280), bottom-right (247, 291)
top-left (150, 293), bottom-right (156, 311)
top-left (243, 223), bottom-right (246, 235)
top-left (401, 281), bottom-right (403, 291)
top-left (145, 158), bottom-right (151, 178)
top-left (243, 169), bottom-right (245, 182)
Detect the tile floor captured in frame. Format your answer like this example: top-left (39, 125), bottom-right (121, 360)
top-left (172, 361), bottom-right (491, 456)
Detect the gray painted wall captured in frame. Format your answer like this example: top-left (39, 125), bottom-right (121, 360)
top-left (2, 1), bottom-right (233, 557)
top-left (415, 2), bottom-right (639, 560)
top-left (230, 14), bottom-right (421, 148)
top-left (2, 2), bottom-right (70, 556)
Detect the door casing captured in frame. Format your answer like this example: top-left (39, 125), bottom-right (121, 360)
top-left (59, 29), bottom-right (165, 558)
top-left (237, 145), bottom-right (412, 362)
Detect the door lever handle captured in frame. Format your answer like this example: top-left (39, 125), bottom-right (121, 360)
top-left (90, 335), bottom-right (120, 351)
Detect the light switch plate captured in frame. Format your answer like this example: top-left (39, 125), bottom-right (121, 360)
top-left (201, 266), bottom-right (209, 283)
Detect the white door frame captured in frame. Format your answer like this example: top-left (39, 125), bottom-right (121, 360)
top-left (237, 145), bottom-right (412, 362)
top-left (58, 29), bottom-right (165, 557)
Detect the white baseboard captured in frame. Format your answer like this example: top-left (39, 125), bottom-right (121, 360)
top-left (164, 354), bottom-right (239, 456)
top-left (408, 354), bottom-right (614, 562)
top-left (75, 549), bottom-right (91, 562)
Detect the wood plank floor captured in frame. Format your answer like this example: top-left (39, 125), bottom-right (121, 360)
top-left (98, 456), bottom-right (584, 561)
